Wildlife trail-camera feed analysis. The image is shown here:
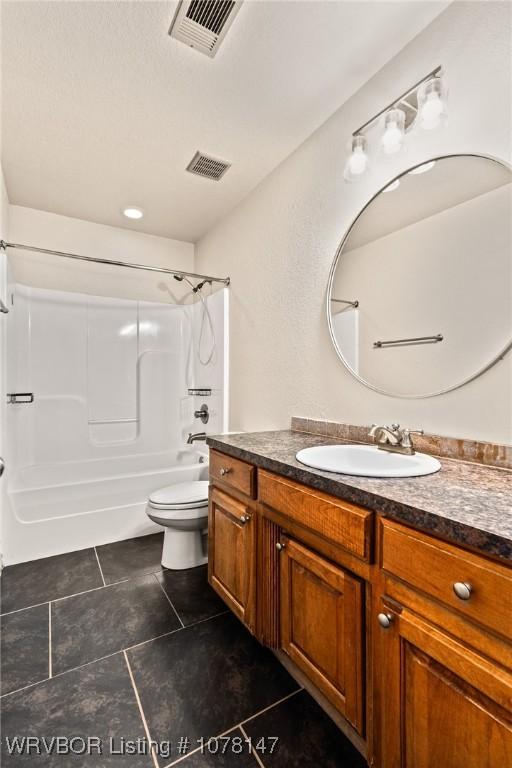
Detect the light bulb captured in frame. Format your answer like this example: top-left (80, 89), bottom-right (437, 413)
top-left (421, 94), bottom-right (443, 128)
top-left (349, 146), bottom-right (367, 175)
top-left (418, 77), bottom-right (447, 130)
top-left (381, 109), bottom-right (406, 155)
top-left (344, 135), bottom-right (368, 181)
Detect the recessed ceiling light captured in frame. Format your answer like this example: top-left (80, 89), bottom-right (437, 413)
top-left (409, 161), bottom-right (436, 175)
top-left (122, 206), bottom-right (144, 220)
top-left (383, 179), bottom-right (400, 193)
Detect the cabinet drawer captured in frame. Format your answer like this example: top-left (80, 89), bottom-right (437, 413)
top-left (381, 518), bottom-right (512, 640)
top-left (259, 471), bottom-right (372, 561)
top-left (210, 450), bottom-right (256, 499)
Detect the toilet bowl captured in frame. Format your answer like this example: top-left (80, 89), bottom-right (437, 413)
top-left (146, 480), bottom-right (209, 570)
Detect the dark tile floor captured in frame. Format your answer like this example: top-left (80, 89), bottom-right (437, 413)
top-left (1, 548), bottom-right (103, 614)
top-left (96, 533), bottom-right (165, 585)
top-left (244, 689), bottom-right (367, 768)
top-left (1, 604), bottom-right (49, 695)
top-left (1, 534), bottom-right (368, 767)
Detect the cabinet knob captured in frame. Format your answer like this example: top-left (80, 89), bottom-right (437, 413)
top-left (239, 514), bottom-right (251, 524)
top-left (453, 582), bottom-right (472, 600)
top-left (276, 542), bottom-right (285, 551)
top-left (219, 467), bottom-right (232, 476)
top-left (377, 612), bottom-right (393, 629)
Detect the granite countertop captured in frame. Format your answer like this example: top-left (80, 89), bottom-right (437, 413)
top-left (207, 430), bottom-right (512, 563)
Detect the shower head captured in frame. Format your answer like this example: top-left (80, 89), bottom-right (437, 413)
top-left (173, 274), bottom-right (212, 293)
top-left (194, 279), bottom-right (212, 293)
top-left (173, 273), bottom-right (197, 292)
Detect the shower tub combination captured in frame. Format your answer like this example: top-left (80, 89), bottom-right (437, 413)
top-left (4, 283), bottom-right (227, 564)
top-left (8, 449), bottom-right (209, 563)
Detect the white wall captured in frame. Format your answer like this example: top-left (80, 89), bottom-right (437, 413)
top-left (8, 205), bottom-right (195, 304)
top-left (195, 1), bottom-right (512, 443)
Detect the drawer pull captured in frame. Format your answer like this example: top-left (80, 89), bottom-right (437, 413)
top-left (219, 467), bottom-right (232, 476)
top-left (453, 581), bottom-right (472, 601)
top-left (276, 542), bottom-right (286, 552)
top-left (378, 612), bottom-right (394, 629)
top-left (239, 514), bottom-right (251, 525)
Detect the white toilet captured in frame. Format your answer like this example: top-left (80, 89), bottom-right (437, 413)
top-left (146, 480), bottom-right (209, 570)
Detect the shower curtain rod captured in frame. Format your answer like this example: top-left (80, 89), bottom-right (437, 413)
top-left (0, 240), bottom-right (231, 286)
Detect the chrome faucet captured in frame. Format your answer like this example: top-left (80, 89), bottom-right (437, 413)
top-left (187, 432), bottom-right (207, 445)
top-left (369, 423), bottom-right (424, 455)
top-left (194, 403), bottom-right (209, 424)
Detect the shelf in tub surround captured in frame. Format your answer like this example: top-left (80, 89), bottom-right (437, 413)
top-left (188, 387), bottom-right (212, 396)
top-left (206, 426), bottom-right (512, 562)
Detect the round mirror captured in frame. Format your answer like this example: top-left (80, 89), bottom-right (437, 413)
top-left (327, 154), bottom-right (512, 397)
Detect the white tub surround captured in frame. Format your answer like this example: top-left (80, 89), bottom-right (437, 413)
top-left (4, 283), bottom-right (226, 563)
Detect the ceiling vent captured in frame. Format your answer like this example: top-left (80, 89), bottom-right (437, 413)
top-left (169, 1), bottom-right (243, 58)
top-left (186, 151), bottom-right (231, 181)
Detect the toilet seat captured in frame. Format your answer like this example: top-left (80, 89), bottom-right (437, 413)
top-left (145, 480), bottom-right (209, 569)
top-left (147, 503), bottom-right (208, 522)
top-left (148, 480), bottom-right (209, 509)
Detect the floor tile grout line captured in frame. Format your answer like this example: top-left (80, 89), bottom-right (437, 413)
top-left (162, 689), bottom-right (303, 768)
top-left (239, 724), bottom-right (267, 768)
top-left (153, 574), bottom-right (185, 628)
top-left (162, 727), bottom-right (243, 767)
top-left (0, 676), bottom-right (52, 699)
top-left (163, 742), bottom-right (203, 766)
top-left (93, 546), bottom-right (107, 587)
top-left (238, 687), bottom-right (303, 727)
top-left (0, 559), bottom-right (209, 617)
top-left (48, 603), bottom-right (52, 678)
top-left (0, 609), bottom-right (231, 699)
top-left (123, 650), bottom-right (159, 768)
top-left (1, 600), bottom-right (51, 617)
top-left (191, 609), bottom-right (230, 625)
top-left (0, 578), bottom-right (132, 617)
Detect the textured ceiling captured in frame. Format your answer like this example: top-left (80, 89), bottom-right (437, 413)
top-left (1, 1), bottom-right (449, 242)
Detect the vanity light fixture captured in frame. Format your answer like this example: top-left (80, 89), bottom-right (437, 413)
top-left (409, 160), bottom-right (436, 175)
top-left (381, 109), bottom-right (406, 155)
top-left (122, 206), bottom-right (144, 220)
top-left (344, 135), bottom-right (369, 181)
top-left (417, 77), bottom-right (447, 130)
top-left (344, 67), bottom-right (445, 181)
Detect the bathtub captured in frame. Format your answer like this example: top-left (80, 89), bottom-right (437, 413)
top-left (5, 447), bottom-right (209, 565)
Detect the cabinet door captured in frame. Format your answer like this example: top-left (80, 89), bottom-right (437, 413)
top-left (279, 537), bottom-right (364, 732)
top-left (376, 601), bottom-right (512, 768)
top-left (208, 487), bottom-right (255, 630)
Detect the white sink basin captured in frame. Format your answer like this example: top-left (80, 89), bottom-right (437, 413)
top-left (296, 444), bottom-right (441, 478)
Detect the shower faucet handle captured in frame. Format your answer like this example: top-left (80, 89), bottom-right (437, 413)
top-left (194, 403), bottom-right (209, 424)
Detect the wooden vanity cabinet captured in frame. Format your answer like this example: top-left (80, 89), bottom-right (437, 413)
top-left (209, 453), bottom-right (370, 739)
top-left (208, 449), bottom-right (512, 767)
top-left (375, 600), bottom-right (512, 768)
top-left (208, 486), bottom-right (256, 631)
top-left (375, 518), bottom-right (512, 767)
top-left (278, 535), bottom-right (364, 732)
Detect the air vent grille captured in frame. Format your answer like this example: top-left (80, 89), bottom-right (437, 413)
top-left (169, 0), bottom-right (242, 58)
top-left (187, 1), bottom-right (235, 34)
top-left (186, 151), bottom-right (231, 180)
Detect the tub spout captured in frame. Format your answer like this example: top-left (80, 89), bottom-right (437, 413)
top-left (187, 432), bottom-right (207, 445)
